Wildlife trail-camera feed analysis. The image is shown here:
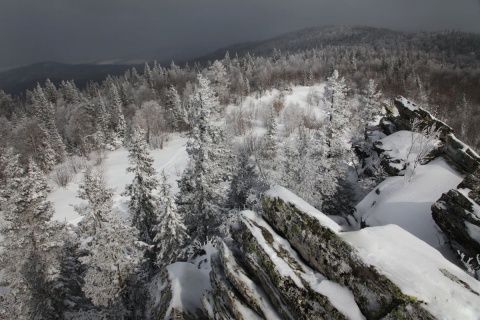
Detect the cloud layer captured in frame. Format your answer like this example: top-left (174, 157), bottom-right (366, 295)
top-left (1, 0), bottom-right (479, 70)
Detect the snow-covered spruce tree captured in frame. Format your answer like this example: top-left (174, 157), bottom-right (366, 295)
top-left (324, 70), bottom-right (350, 140)
top-left (79, 214), bottom-right (146, 318)
top-left (153, 170), bottom-right (188, 268)
top-left (44, 78), bottom-right (58, 105)
top-left (228, 152), bottom-right (268, 211)
top-left (74, 166), bottom-right (114, 236)
top-left (0, 148), bottom-right (22, 211)
top-left (177, 74), bottom-right (232, 244)
top-left (0, 161), bottom-right (64, 319)
top-left (361, 79), bottom-right (382, 127)
top-left (309, 130), bottom-right (345, 212)
top-left (92, 96), bottom-right (113, 150)
top-left (261, 105), bottom-right (278, 161)
top-left (144, 62), bottom-right (154, 89)
top-left (164, 85), bottom-right (185, 131)
top-left (207, 60), bottom-right (230, 105)
top-left (108, 84), bottom-right (127, 142)
top-left (32, 84), bottom-right (66, 164)
top-left (123, 126), bottom-right (162, 248)
top-left (60, 80), bottom-right (81, 105)
top-left (75, 167), bottom-right (146, 318)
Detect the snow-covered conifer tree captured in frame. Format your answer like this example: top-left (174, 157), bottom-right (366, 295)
top-left (0, 148), bottom-right (22, 210)
top-left (324, 70), bottom-right (349, 130)
top-left (108, 84), bottom-right (126, 141)
top-left (74, 166), bottom-right (114, 236)
top-left (79, 214), bottom-right (145, 317)
top-left (144, 62), bottom-right (154, 88)
top-left (228, 152), bottom-right (267, 210)
top-left (164, 86), bottom-right (184, 131)
top-left (75, 167), bottom-right (146, 317)
top-left (207, 60), bottom-right (230, 104)
top-left (32, 84), bottom-right (66, 163)
top-left (154, 171), bottom-right (188, 268)
top-left (123, 127), bottom-right (162, 246)
top-left (262, 105), bottom-right (278, 161)
top-left (0, 161), bottom-right (64, 319)
top-left (361, 79), bottom-right (382, 125)
top-left (177, 74), bottom-right (231, 243)
top-left (44, 78), bottom-right (58, 104)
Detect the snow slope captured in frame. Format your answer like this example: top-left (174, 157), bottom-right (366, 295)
top-left (340, 225), bottom-right (480, 320)
top-left (49, 134), bottom-right (189, 224)
top-left (354, 157), bottom-right (463, 248)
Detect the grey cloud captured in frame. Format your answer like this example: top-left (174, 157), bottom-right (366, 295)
top-left (1, 0), bottom-right (479, 71)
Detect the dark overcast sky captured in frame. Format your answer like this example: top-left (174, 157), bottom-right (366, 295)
top-left (1, 0), bottom-right (479, 71)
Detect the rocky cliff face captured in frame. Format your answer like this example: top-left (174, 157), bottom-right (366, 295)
top-left (154, 184), bottom-right (480, 319)
top-left (390, 96), bottom-right (480, 175)
top-left (204, 189), bottom-right (432, 319)
top-left (381, 97), bottom-right (480, 264)
top-left (432, 168), bottom-right (480, 258)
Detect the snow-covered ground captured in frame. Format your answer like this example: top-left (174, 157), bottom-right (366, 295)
top-left (340, 225), bottom-right (480, 320)
top-left (354, 155), bottom-right (463, 249)
top-left (49, 134), bottom-right (189, 225)
top-left (41, 84), bottom-right (478, 318)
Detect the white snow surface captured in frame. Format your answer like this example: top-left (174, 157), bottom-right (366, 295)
top-left (354, 157), bottom-right (463, 248)
top-left (165, 244), bottom-right (216, 317)
top-left (340, 224), bottom-right (480, 320)
top-left (265, 186), bottom-right (342, 233)
top-left (49, 134), bottom-right (188, 224)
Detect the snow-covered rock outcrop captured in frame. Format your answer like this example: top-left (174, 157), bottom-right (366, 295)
top-left (432, 168), bottom-right (480, 258)
top-left (202, 186), bottom-right (480, 319)
top-left (386, 96), bottom-right (480, 265)
top-left (392, 96), bottom-right (480, 175)
top-left (154, 183), bottom-right (480, 319)
top-left (261, 187), bottom-right (434, 319)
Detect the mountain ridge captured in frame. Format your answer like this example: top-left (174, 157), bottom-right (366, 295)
top-left (2, 25), bottom-right (480, 96)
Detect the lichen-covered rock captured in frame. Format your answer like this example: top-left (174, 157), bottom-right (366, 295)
top-left (380, 303), bottom-right (435, 320)
top-left (392, 97), bottom-right (453, 138)
top-left (379, 117), bottom-right (396, 136)
top-left (231, 211), bottom-right (350, 320)
top-left (372, 138), bottom-right (405, 175)
top-left (461, 168), bottom-right (480, 205)
top-left (207, 251), bottom-right (262, 319)
top-left (144, 271), bottom-right (204, 320)
top-left (218, 241), bottom-right (282, 319)
top-left (442, 134), bottom-right (480, 175)
top-left (262, 187), bottom-right (427, 319)
top-left (432, 171), bottom-right (480, 257)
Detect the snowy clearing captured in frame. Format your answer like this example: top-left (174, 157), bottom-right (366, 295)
top-left (49, 134), bottom-right (189, 224)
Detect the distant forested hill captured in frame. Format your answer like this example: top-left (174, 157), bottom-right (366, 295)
top-left (0, 62), bottom-right (141, 95)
